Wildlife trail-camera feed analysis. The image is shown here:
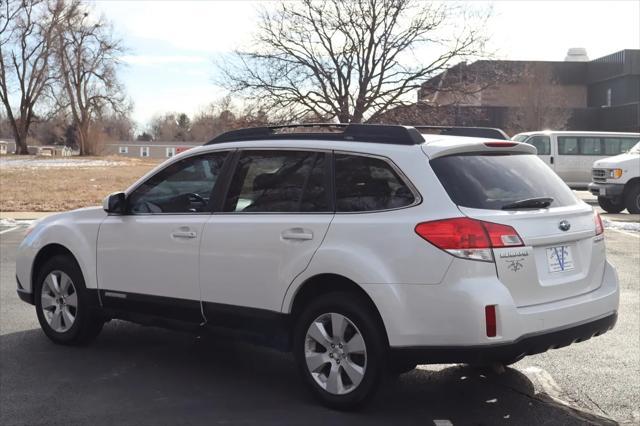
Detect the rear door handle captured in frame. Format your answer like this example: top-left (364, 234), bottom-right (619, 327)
top-left (171, 231), bottom-right (197, 239)
top-left (281, 228), bottom-right (313, 241)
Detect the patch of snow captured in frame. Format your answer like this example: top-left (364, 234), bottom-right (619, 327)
top-left (602, 218), bottom-right (640, 233)
top-left (0, 218), bottom-right (34, 227)
top-left (0, 158), bottom-right (126, 169)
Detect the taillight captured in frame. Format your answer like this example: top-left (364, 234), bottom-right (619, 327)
top-left (415, 217), bottom-right (523, 262)
top-left (594, 210), bottom-right (604, 236)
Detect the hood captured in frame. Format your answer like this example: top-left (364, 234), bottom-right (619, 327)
top-left (593, 152), bottom-right (639, 168)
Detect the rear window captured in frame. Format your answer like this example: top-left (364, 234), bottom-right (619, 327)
top-left (430, 154), bottom-right (578, 210)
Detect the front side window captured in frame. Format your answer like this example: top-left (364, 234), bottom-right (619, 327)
top-left (224, 150), bottom-right (329, 213)
top-left (334, 154), bottom-right (415, 212)
top-left (128, 152), bottom-right (228, 214)
top-left (525, 135), bottom-right (551, 155)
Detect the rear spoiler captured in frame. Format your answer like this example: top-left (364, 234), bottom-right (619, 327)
top-left (414, 126), bottom-right (510, 140)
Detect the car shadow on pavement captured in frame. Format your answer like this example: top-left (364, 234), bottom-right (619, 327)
top-left (0, 322), bottom-right (616, 426)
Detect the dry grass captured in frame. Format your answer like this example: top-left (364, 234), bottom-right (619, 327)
top-left (0, 156), bottom-right (162, 212)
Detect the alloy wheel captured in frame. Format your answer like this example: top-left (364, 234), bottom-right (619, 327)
top-left (40, 270), bottom-right (78, 333)
top-left (304, 312), bottom-right (367, 395)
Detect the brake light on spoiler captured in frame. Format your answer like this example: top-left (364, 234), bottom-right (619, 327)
top-left (415, 217), bottom-right (524, 262)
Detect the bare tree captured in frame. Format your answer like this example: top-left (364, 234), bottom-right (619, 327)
top-left (0, 0), bottom-right (63, 154)
top-left (504, 62), bottom-right (573, 134)
top-left (219, 0), bottom-right (489, 123)
top-left (53, 0), bottom-right (128, 155)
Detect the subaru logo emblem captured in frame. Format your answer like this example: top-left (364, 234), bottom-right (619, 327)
top-left (559, 220), bottom-right (571, 231)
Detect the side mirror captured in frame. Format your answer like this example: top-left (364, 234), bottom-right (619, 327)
top-left (103, 192), bottom-right (127, 214)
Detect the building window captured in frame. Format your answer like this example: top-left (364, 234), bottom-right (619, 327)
top-left (166, 147), bottom-right (176, 158)
top-left (606, 88), bottom-right (612, 107)
top-left (118, 146), bottom-right (128, 154)
top-left (140, 146), bottom-right (150, 157)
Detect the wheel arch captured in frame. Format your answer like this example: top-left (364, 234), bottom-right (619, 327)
top-left (31, 244), bottom-right (81, 291)
top-left (624, 177), bottom-right (640, 193)
top-left (287, 273), bottom-right (390, 346)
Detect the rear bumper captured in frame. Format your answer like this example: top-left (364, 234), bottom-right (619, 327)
top-left (588, 182), bottom-right (625, 197)
top-left (391, 312), bottom-right (617, 364)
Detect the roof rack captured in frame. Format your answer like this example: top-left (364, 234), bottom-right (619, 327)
top-left (206, 123), bottom-right (425, 146)
top-left (414, 126), bottom-right (509, 140)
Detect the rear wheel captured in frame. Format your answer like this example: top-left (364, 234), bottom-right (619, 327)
top-left (293, 292), bottom-right (387, 410)
top-left (35, 255), bottom-right (104, 345)
top-left (597, 196), bottom-right (625, 214)
top-left (624, 183), bottom-right (640, 214)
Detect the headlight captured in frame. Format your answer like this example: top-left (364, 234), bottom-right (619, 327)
top-left (608, 168), bottom-right (623, 179)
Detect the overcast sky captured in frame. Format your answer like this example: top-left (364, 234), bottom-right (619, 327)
top-left (93, 0), bottom-right (640, 129)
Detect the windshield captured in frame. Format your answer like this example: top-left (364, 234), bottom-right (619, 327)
top-left (512, 134), bottom-right (529, 142)
top-left (430, 154), bottom-right (578, 210)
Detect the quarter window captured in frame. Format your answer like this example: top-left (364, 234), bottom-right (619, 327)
top-left (334, 154), bottom-right (415, 212)
top-left (224, 150), bottom-right (329, 213)
top-left (128, 152), bottom-right (228, 214)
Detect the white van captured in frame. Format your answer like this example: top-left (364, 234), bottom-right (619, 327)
top-left (512, 131), bottom-right (640, 188)
top-left (589, 141), bottom-right (640, 213)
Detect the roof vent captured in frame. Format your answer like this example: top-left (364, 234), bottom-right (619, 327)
top-left (565, 48), bottom-right (589, 62)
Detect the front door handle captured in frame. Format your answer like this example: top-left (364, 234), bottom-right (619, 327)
top-left (281, 228), bottom-right (313, 241)
top-left (171, 231), bottom-right (197, 239)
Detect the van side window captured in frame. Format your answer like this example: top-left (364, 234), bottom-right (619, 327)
top-left (334, 154), bottom-right (415, 212)
top-left (558, 137), bottom-right (604, 155)
top-left (558, 137), bottom-right (579, 155)
top-left (525, 136), bottom-right (550, 155)
top-left (604, 137), bottom-right (639, 155)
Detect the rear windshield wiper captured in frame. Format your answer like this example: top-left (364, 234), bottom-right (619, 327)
top-left (501, 197), bottom-right (554, 210)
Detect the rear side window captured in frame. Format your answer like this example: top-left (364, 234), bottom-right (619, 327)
top-left (430, 154), bottom-right (577, 210)
top-left (525, 135), bottom-right (551, 155)
top-left (224, 150), bottom-right (329, 213)
top-left (334, 154), bottom-right (415, 212)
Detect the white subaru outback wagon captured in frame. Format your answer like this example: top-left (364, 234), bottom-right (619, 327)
top-left (16, 124), bottom-right (619, 409)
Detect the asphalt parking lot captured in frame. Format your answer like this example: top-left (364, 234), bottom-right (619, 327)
top-left (0, 220), bottom-right (638, 425)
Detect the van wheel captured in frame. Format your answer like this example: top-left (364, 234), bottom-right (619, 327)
top-left (625, 183), bottom-right (640, 214)
top-left (35, 255), bottom-right (104, 345)
top-left (597, 196), bottom-right (625, 214)
top-left (293, 292), bottom-right (387, 410)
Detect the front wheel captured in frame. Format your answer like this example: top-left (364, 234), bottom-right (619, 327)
top-left (35, 255), bottom-right (104, 345)
top-left (293, 292), bottom-right (387, 410)
top-left (625, 183), bottom-right (640, 214)
top-left (597, 196), bottom-right (625, 214)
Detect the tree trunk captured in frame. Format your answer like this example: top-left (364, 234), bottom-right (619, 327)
top-left (78, 120), bottom-right (91, 156)
top-left (14, 132), bottom-right (29, 155)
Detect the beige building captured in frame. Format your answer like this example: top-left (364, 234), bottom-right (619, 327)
top-left (103, 141), bottom-right (203, 159)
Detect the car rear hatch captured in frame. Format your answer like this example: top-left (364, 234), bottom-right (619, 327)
top-left (428, 149), bottom-right (605, 308)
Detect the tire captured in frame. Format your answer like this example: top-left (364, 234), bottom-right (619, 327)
top-left (35, 255), bottom-right (104, 345)
top-left (293, 292), bottom-right (387, 410)
top-left (597, 196), bottom-right (625, 214)
top-left (624, 183), bottom-right (640, 214)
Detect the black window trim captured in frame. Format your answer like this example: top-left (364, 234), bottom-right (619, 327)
top-left (123, 149), bottom-right (233, 216)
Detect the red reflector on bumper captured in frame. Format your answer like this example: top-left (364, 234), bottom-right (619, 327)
top-left (485, 305), bottom-right (497, 337)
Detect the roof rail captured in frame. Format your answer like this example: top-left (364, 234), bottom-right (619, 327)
top-left (414, 125), bottom-right (510, 140)
top-left (206, 123), bottom-right (425, 146)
